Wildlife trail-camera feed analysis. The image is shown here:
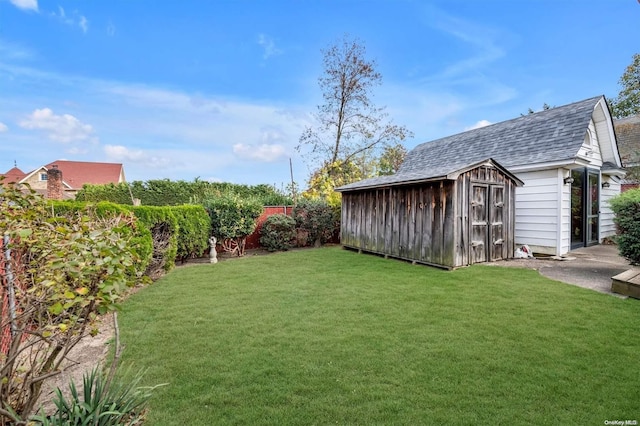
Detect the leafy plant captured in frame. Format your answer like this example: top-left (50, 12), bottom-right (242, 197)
top-left (0, 181), bottom-right (143, 422)
top-left (259, 214), bottom-right (296, 252)
top-left (610, 53), bottom-right (640, 119)
top-left (293, 199), bottom-right (337, 247)
top-left (203, 195), bottom-right (262, 256)
top-left (29, 366), bottom-right (162, 426)
top-left (609, 188), bottom-right (640, 264)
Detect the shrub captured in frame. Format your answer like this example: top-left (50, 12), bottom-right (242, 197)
top-left (260, 214), bottom-right (296, 251)
top-left (50, 201), bottom-right (153, 278)
top-left (609, 188), bottom-right (640, 265)
top-left (293, 199), bottom-right (337, 247)
top-left (203, 195), bottom-right (263, 256)
top-left (0, 185), bottom-right (142, 420)
top-left (171, 205), bottom-right (212, 262)
top-left (130, 206), bottom-right (179, 278)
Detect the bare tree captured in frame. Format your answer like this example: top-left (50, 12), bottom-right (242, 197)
top-left (297, 35), bottom-right (412, 168)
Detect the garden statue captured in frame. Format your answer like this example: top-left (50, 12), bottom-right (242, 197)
top-left (209, 236), bottom-right (218, 264)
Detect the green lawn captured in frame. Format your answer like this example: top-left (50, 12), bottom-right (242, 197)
top-left (118, 246), bottom-right (640, 425)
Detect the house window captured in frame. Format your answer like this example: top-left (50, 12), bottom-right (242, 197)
top-left (40, 173), bottom-right (48, 181)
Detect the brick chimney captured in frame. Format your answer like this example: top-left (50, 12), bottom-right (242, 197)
top-left (46, 165), bottom-right (64, 200)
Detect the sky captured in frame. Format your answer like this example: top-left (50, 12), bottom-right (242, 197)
top-left (1, 0), bottom-right (639, 189)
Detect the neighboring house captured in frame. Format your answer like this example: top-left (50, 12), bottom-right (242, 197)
top-left (1, 166), bottom-right (27, 184)
top-left (337, 95), bottom-right (624, 264)
top-left (613, 114), bottom-right (640, 191)
top-left (1, 160), bottom-right (125, 199)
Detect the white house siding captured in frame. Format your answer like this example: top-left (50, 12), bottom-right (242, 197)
top-left (559, 169), bottom-right (571, 254)
top-left (514, 169), bottom-right (562, 255)
top-left (600, 177), bottom-right (620, 238)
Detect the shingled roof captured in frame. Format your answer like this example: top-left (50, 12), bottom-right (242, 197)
top-left (0, 167), bottom-right (27, 184)
top-left (43, 160), bottom-right (125, 189)
top-left (338, 95), bottom-right (608, 192)
top-left (614, 114), bottom-right (640, 167)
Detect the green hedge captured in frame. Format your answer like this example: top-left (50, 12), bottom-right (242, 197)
top-left (75, 180), bottom-right (293, 206)
top-left (48, 201), bottom-right (211, 277)
top-left (609, 188), bottom-right (640, 265)
top-left (171, 205), bottom-right (212, 261)
top-left (49, 201), bottom-right (153, 278)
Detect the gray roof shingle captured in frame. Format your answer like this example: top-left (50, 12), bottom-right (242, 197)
top-left (338, 96), bottom-right (603, 192)
top-left (614, 114), bottom-right (640, 167)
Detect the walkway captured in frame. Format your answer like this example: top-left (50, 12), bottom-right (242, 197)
top-left (492, 244), bottom-right (632, 296)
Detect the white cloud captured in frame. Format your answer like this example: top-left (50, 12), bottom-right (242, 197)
top-left (50, 6), bottom-right (88, 33)
top-left (104, 144), bottom-right (144, 161)
top-left (10, 0), bottom-right (38, 12)
top-left (465, 119), bottom-right (492, 130)
top-left (0, 39), bottom-right (35, 61)
top-left (0, 122), bottom-right (8, 132)
top-left (104, 144), bottom-right (170, 168)
top-left (0, 63), bottom-right (311, 182)
top-left (257, 34), bottom-right (282, 60)
top-left (19, 108), bottom-right (96, 143)
top-left (79, 16), bottom-right (88, 33)
top-left (107, 21), bottom-right (116, 37)
top-left (233, 143), bottom-right (287, 162)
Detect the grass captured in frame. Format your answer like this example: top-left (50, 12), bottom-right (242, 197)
top-left (118, 246), bottom-right (640, 425)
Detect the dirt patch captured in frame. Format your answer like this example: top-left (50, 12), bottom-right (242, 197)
top-left (34, 313), bottom-right (116, 416)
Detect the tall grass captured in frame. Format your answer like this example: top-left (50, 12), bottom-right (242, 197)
top-left (118, 247), bottom-right (640, 425)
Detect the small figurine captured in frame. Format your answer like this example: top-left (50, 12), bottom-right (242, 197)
top-left (209, 236), bottom-right (218, 264)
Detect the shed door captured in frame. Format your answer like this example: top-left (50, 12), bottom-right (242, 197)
top-left (489, 185), bottom-right (505, 261)
top-left (470, 184), bottom-right (505, 264)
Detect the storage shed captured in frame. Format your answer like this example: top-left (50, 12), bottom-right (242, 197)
top-left (337, 158), bottom-right (523, 269)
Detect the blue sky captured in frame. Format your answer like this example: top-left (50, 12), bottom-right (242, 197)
top-left (1, 0), bottom-right (639, 188)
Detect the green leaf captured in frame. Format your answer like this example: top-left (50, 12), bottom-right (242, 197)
top-left (18, 228), bottom-right (33, 238)
top-left (49, 302), bottom-right (63, 315)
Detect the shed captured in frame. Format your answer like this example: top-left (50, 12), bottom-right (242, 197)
top-left (337, 158), bottom-right (523, 269)
top-left (338, 95), bottom-right (625, 259)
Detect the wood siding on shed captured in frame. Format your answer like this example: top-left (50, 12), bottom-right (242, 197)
top-left (342, 182), bottom-right (456, 267)
top-left (341, 163), bottom-right (518, 268)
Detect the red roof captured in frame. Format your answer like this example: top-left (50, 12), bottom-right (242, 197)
top-left (0, 167), bottom-right (27, 184)
top-left (44, 160), bottom-right (124, 189)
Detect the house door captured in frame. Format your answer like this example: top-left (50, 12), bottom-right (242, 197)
top-left (570, 168), bottom-right (599, 250)
top-left (470, 184), bottom-right (505, 264)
